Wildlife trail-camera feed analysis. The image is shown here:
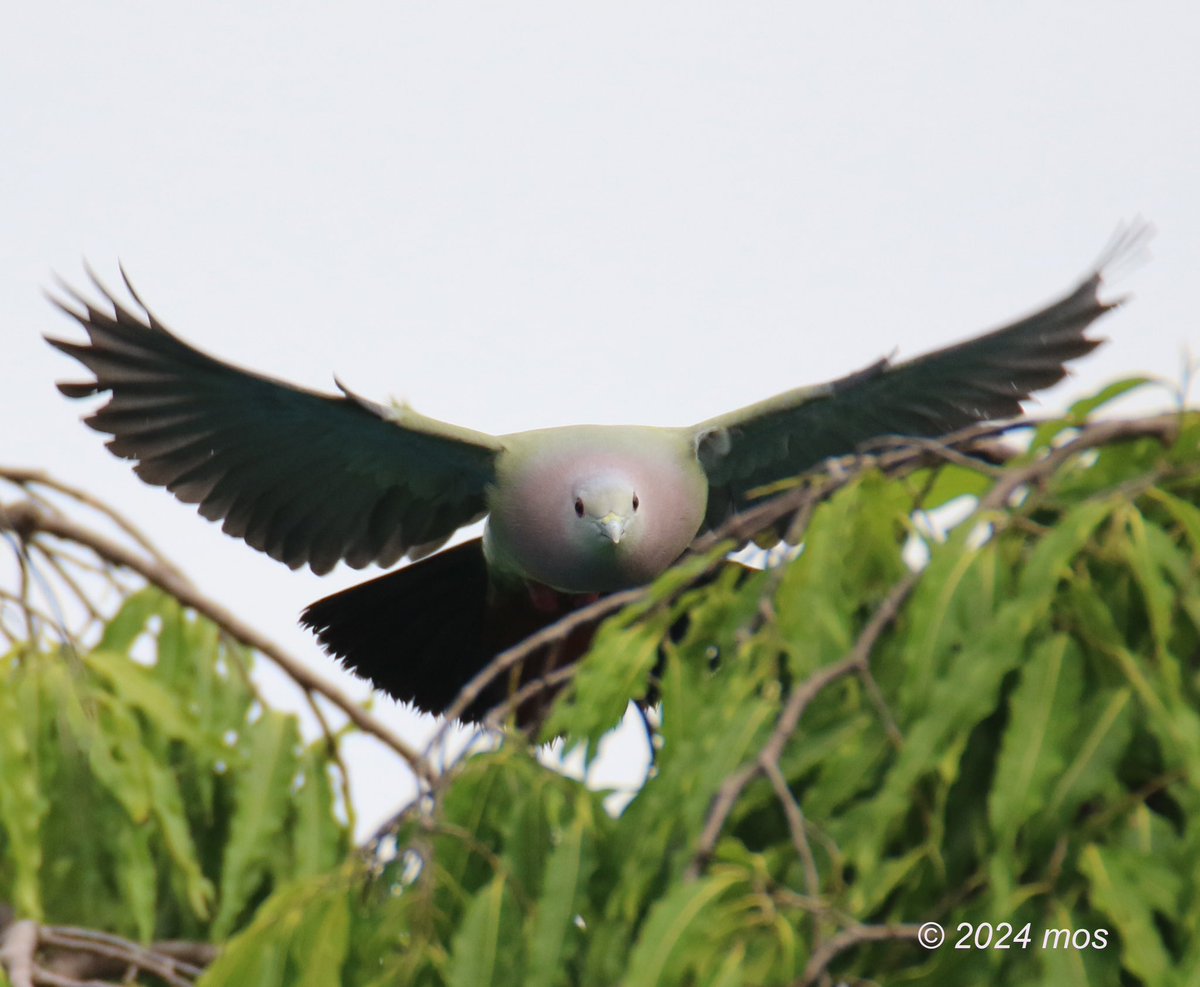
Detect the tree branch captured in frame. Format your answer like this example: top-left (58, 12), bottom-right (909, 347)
top-left (688, 573), bottom-right (919, 880)
top-left (0, 918), bottom-right (216, 987)
top-left (794, 922), bottom-right (924, 987)
top-left (0, 498), bottom-right (433, 785)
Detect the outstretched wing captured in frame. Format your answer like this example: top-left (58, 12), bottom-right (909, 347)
top-left (694, 224), bottom-right (1148, 530)
top-left (47, 269), bottom-right (503, 574)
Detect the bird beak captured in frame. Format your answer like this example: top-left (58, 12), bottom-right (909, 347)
top-left (598, 512), bottom-right (626, 545)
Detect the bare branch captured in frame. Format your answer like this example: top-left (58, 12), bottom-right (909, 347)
top-left (481, 664), bottom-right (581, 733)
top-left (31, 969), bottom-right (114, 987)
top-left (0, 918), bottom-right (215, 987)
top-left (0, 919), bottom-right (37, 987)
top-left (0, 468), bottom-right (186, 581)
top-left (979, 414), bottom-right (1180, 512)
top-left (858, 665), bottom-right (905, 750)
top-left (794, 922), bottom-right (924, 987)
top-left (0, 588), bottom-right (59, 639)
top-left (38, 927), bottom-right (211, 987)
top-left (689, 573), bottom-right (919, 880)
top-left (35, 548), bottom-right (102, 628)
top-left (427, 586), bottom-right (644, 756)
top-left (762, 757), bottom-right (824, 958)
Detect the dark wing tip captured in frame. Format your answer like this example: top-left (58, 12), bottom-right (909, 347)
top-left (56, 380), bottom-right (101, 399)
top-left (1092, 217), bottom-right (1155, 284)
top-left (48, 260), bottom-right (173, 340)
top-left (699, 223), bottom-right (1150, 522)
top-left (44, 273), bottom-right (93, 320)
top-left (117, 260), bottom-right (143, 304)
top-left (116, 261), bottom-right (171, 331)
top-left (45, 332), bottom-right (103, 397)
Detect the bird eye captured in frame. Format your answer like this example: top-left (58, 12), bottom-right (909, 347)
top-left (632, 493), bottom-right (639, 512)
top-left (574, 497), bottom-right (585, 517)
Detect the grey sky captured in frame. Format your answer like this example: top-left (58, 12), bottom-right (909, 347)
top-left (4, 3), bottom-right (1196, 833)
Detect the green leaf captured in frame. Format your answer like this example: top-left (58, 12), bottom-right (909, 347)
top-left (1017, 499), bottom-right (1116, 601)
top-left (98, 587), bottom-right (167, 654)
top-left (544, 607), bottom-right (673, 758)
top-left (1068, 377), bottom-right (1154, 420)
top-left (197, 879), bottom-right (308, 987)
top-left (53, 685), bottom-right (150, 824)
top-left (292, 745), bottom-right (344, 879)
top-left (622, 868), bottom-right (744, 987)
top-left (293, 891), bottom-right (351, 987)
top-left (899, 530), bottom-right (995, 709)
top-left (1148, 487), bottom-right (1200, 555)
top-left (910, 463), bottom-right (993, 510)
top-left (116, 825), bottom-right (158, 942)
top-left (701, 940), bottom-right (749, 987)
top-left (85, 649), bottom-right (203, 745)
top-left (501, 773), bottom-right (558, 901)
top-left (145, 743), bottom-right (216, 920)
top-left (526, 799), bottom-right (596, 987)
top-left (446, 875), bottom-right (522, 987)
top-left (0, 663), bottom-right (47, 919)
top-left (989, 635), bottom-right (1083, 842)
top-left (212, 710), bottom-right (301, 937)
top-left (1046, 686), bottom-right (1134, 820)
top-left (1080, 842), bottom-right (1177, 984)
top-left (1121, 505), bottom-right (1178, 659)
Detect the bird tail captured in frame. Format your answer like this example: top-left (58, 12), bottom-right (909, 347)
top-left (302, 539), bottom-right (758, 725)
top-left (301, 538), bottom-right (496, 719)
top-left (300, 538), bottom-right (603, 724)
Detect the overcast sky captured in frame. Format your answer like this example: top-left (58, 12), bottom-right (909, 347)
top-left (4, 3), bottom-right (1197, 834)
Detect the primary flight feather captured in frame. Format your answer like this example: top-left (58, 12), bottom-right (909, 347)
top-left (47, 227), bottom-right (1145, 721)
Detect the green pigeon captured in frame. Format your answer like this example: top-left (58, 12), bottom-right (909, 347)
top-left (47, 230), bottom-right (1140, 721)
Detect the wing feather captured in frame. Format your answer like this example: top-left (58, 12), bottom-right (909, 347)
top-left (47, 272), bottom-right (503, 574)
top-left (694, 223), bottom-right (1149, 530)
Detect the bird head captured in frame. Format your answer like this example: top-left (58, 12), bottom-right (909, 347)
top-left (484, 425), bottom-right (709, 594)
top-left (571, 474), bottom-right (640, 548)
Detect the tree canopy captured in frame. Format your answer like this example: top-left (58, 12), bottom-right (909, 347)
top-left (2, 384), bottom-right (1198, 986)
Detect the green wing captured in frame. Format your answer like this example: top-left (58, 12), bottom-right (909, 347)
top-left (47, 269), bottom-right (503, 574)
top-left (694, 227), bottom-right (1146, 530)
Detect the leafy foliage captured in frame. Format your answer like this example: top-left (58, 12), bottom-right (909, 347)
top-left (0, 590), bottom-right (348, 946)
top-left (2, 390), bottom-right (1198, 986)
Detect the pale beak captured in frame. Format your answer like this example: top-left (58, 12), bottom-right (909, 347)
top-left (598, 512), bottom-right (627, 545)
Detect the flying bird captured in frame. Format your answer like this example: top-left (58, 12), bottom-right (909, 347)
top-left (46, 227), bottom-right (1145, 722)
